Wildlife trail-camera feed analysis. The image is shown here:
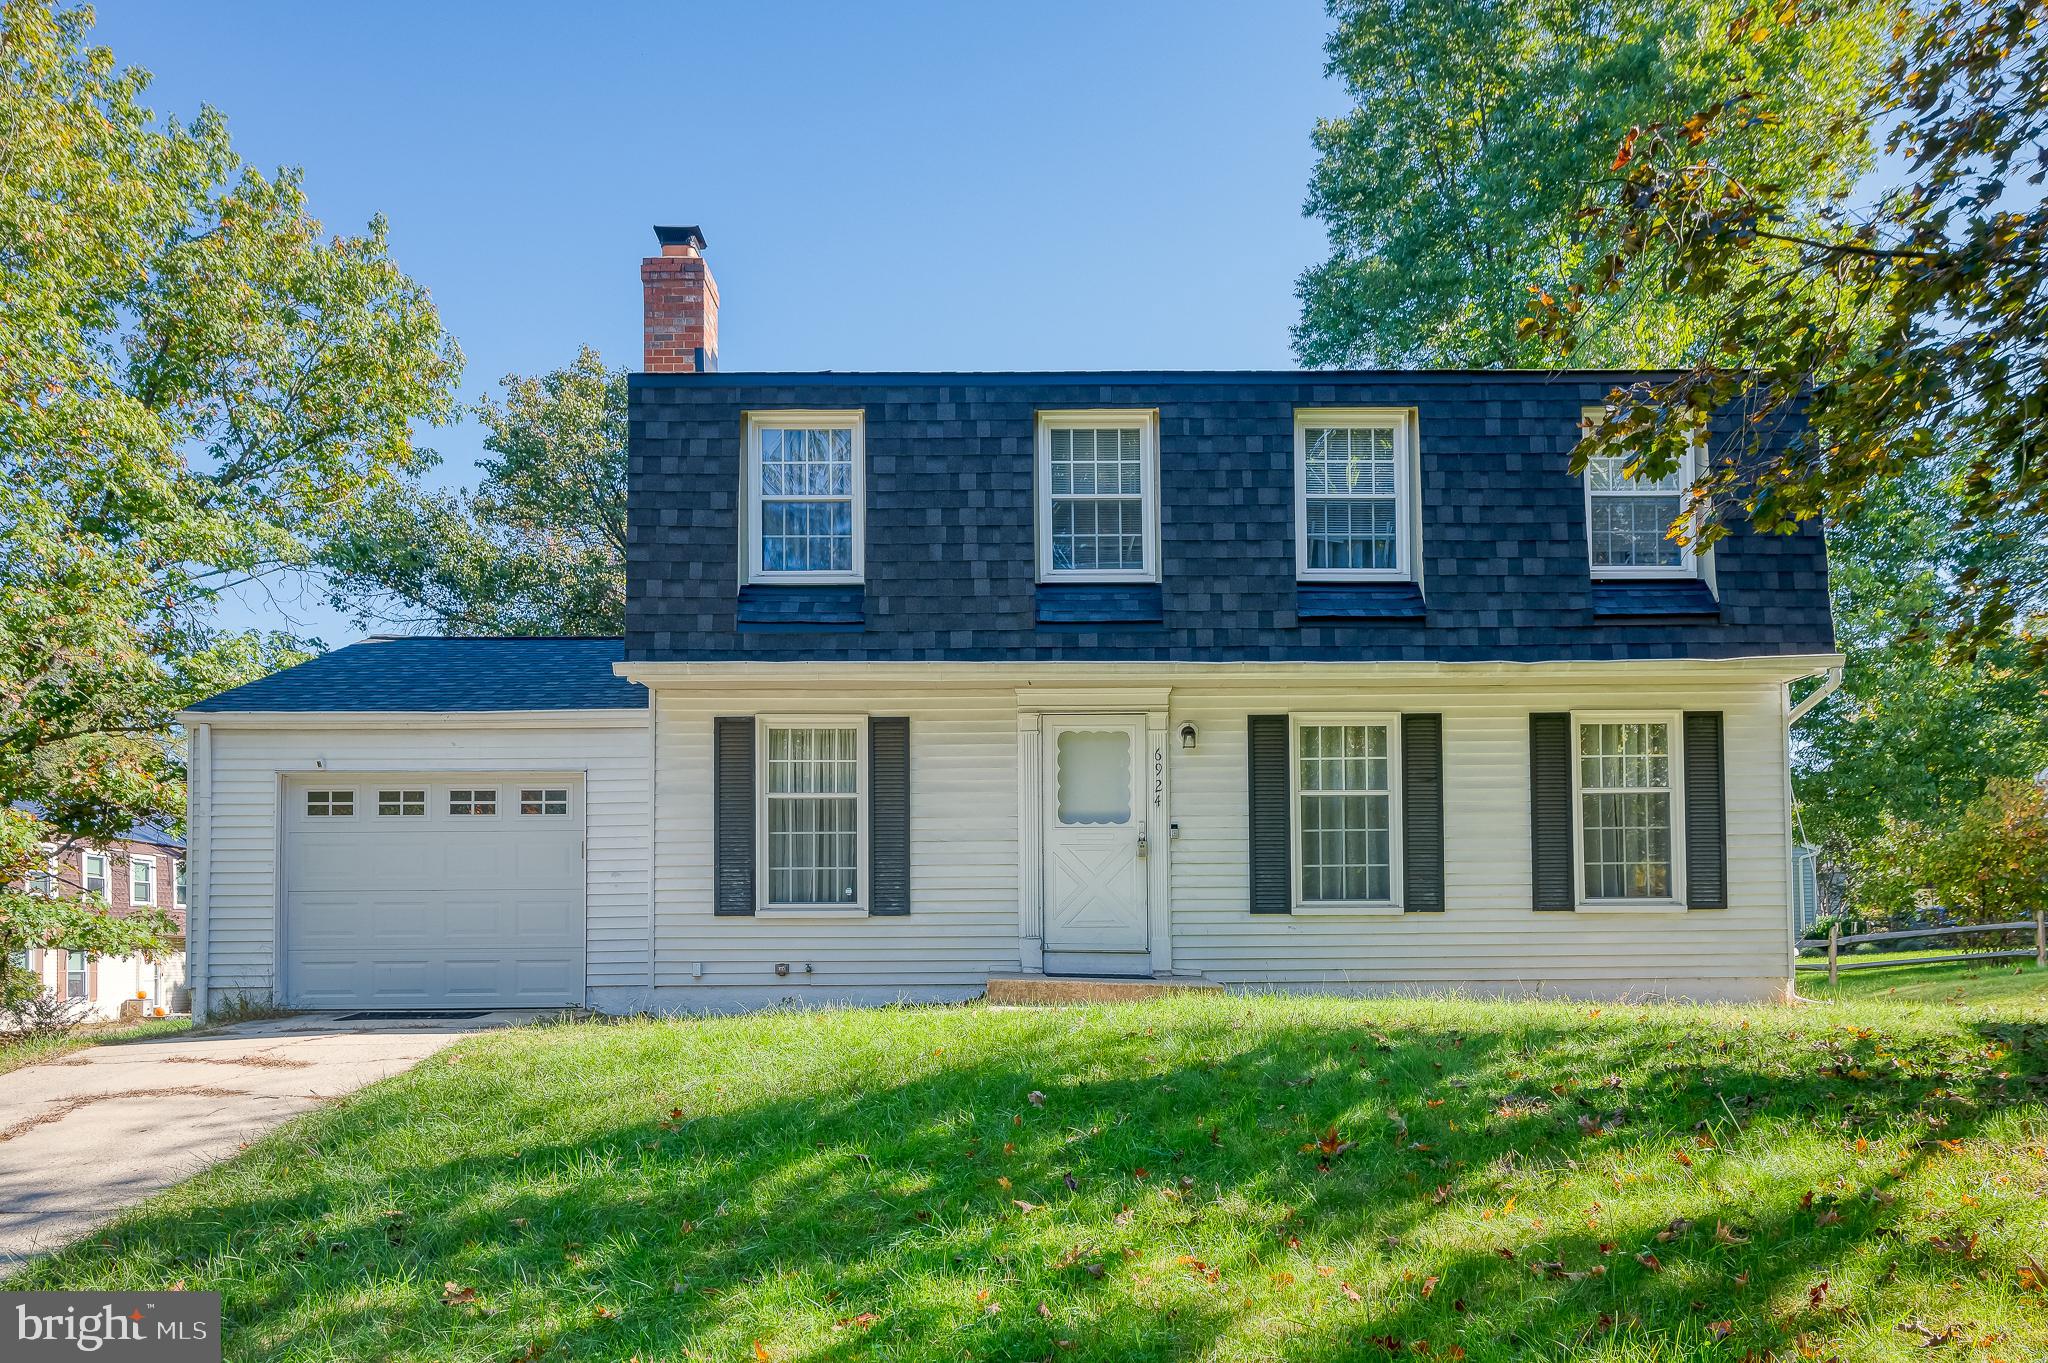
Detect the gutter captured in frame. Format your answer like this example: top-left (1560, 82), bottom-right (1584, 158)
top-left (1783, 665), bottom-right (1843, 1002)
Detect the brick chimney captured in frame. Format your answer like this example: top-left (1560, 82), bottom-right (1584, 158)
top-left (642, 225), bottom-right (718, 373)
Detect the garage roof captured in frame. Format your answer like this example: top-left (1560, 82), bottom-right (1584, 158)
top-left (185, 637), bottom-right (647, 713)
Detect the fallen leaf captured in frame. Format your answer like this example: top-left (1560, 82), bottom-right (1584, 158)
top-left (1636, 1252), bottom-right (1663, 1273)
top-left (1340, 1281), bottom-right (1363, 1302)
top-left (441, 1282), bottom-right (477, 1306)
top-left (1028, 1091), bottom-right (1046, 1107)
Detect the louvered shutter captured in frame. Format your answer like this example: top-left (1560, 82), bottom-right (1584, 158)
top-left (713, 717), bottom-right (756, 916)
top-left (1247, 715), bottom-right (1292, 914)
top-left (1683, 711), bottom-right (1727, 910)
top-left (1529, 713), bottom-right (1575, 911)
top-left (1401, 714), bottom-right (1445, 912)
top-left (868, 717), bottom-right (911, 915)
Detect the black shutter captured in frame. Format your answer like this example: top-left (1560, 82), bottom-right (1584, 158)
top-left (1402, 714), bottom-right (1445, 912)
top-left (1683, 711), bottom-right (1727, 909)
top-left (869, 717), bottom-right (911, 915)
top-left (713, 717), bottom-right (756, 916)
top-left (1529, 713), bottom-right (1575, 911)
top-left (1247, 714), bottom-right (1292, 914)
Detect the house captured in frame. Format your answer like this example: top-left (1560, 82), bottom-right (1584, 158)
top-left (8, 811), bottom-right (188, 1020)
top-left (175, 226), bottom-right (1839, 1018)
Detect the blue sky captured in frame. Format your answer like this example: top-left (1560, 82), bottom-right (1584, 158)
top-left (91, 1), bottom-right (1346, 645)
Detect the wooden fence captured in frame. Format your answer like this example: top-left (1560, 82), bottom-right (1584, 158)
top-left (1796, 910), bottom-right (2048, 985)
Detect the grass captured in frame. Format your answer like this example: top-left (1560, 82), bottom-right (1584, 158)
top-left (13, 993), bottom-right (2048, 1362)
top-left (0, 1015), bottom-right (190, 1077)
top-left (1805, 955), bottom-right (2048, 1008)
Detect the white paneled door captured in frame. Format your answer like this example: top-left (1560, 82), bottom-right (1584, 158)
top-left (1041, 716), bottom-right (1150, 974)
top-left (281, 774), bottom-right (584, 1009)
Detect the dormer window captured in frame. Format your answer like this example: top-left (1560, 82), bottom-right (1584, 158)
top-left (1294, 409), bottom-right (1416, 581)
top-left (1036, 411), bottom-right (1159, 582)
top-left (1583, 408), bottom-right (1697, 578)
top-left (744, 411), bottom-right (865, 583)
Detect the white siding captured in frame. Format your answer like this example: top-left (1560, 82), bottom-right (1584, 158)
top-left (645, 688), bottom-right (1021, 1007)
top-left (645, 671), bottom-right (1794, 1007)
top-left (1165, 677), bottom-right (1790, 997)
top-left (195, 718), bottom-right (650, 1008)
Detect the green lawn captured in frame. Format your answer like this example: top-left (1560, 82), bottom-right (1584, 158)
top-left (1802, 955), bottom-right (2048, 1008)
top-left (0, 1015), bottom-right (190, 1077)
top-left (14, 994), bottom-right (2048, 1362)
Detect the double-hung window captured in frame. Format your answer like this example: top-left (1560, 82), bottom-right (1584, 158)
top-left (175, 861), bottom-right (188, 910)
top-left (1582, 408), bottom-right (1696, 577)
top-left (1575, 716), bottom-right (1681, 903)
top-left (760, 721), bottom-right (865, 909)
top-left (1296, 410), bottom-right (1415, 581)
top-left (1037, 412), bottom-right (1159, 581)
top-left (66, 952), bottom-right (88, 1000)
top-left (82, 852), bottom-right (108, 899)
top-left (1293, 718), bottom-right (1401, 907)
top-left (130, 855), bottom-right (157, 906)
top-left (746, 411), bottom-right (864, 582)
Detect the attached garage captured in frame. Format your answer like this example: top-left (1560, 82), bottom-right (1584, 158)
top-left (178, 636), bottom-right (652, 1020)
top-left (282, 775), bottom-right (586, 1009)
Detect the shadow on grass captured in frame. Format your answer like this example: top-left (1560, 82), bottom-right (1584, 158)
top-left (22, 1003), bottom-right (2048, 1361)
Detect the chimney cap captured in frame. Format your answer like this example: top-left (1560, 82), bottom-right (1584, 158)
top-left (653, 224), bottom-right (707, 250)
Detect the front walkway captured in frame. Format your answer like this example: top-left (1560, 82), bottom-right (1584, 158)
top-left (0, 1010), bottom-right (546, 1275)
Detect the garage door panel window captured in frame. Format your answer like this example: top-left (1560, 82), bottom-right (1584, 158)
top-left (520, 787), bottom-right (570, 816)
top-left (449, 788), bottom-right (498, 816)
top-left (306, 789), bottom-right (354, 817)
top-left (377, 788), bottom-right (426, 817)
top-left (762, 723), bottom-right (864, 908)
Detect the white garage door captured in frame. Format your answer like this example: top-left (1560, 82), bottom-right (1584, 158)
top-left (282, 775), bottom-right (584, 1009)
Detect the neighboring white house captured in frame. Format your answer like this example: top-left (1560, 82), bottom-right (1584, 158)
top-left (174, 228), bottom-right (1842, 1019)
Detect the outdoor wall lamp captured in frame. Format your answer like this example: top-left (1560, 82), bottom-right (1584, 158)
top-left (1178, 722), bottom-right (1198, 752)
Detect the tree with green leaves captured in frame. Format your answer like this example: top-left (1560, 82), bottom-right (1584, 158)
top-left (1295, 0), bottom-right (1888, 368)
top-left (1528, 0), bottom-right (2047, 654)
top-left (320, 346), bottom-right (627, 636)
top-left (0, 0), bottom-right (462, 993)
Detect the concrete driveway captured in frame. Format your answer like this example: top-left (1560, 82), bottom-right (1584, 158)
top-left (0, 1010), bottom-right (548, 1275)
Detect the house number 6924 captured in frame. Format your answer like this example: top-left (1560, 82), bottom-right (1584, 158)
top-left (1153, 746), bottom-right (1164, 808)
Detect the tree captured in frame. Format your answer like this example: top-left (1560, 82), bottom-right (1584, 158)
top-left (1795, 454), bottom-right (2048, 855)
top-left (0, 0), bottom-right (462, 980)
top-left (1295, 0), bottom-right (1887, 368)
top-left (1848, 778), bottom-right (2048, 924)
top-left (321, 347), bottom-right (627, 636)
top-left (1528, 0), bottom-right (2048, 653)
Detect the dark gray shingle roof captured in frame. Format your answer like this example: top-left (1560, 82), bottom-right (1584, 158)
top-left (185, 637), bottom-right (646, 713)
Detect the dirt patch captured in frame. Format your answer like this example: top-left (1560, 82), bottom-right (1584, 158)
top-left (0, 1087), bottom-right (252, 1145)
top-left (159, 1055), bottom-right (312, 1070)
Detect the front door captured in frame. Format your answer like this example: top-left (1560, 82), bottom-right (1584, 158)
top-left (1041, 716), bottom-right (1150, 974)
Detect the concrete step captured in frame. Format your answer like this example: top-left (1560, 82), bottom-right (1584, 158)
top-left (984, 974), bottom-right (1223, 1005)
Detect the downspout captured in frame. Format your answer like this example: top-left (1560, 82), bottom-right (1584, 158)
top-left (1783, 667), bottom-right (1843, 999)
top-left (189, 722), bottom-right (210, 1024)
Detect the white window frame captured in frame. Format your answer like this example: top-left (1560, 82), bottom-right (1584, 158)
top-left (305, 789), bottom-right (355, 818)
top-left (130, 854), bottom-right (157, 906)
top-left (1035, 410), bottom-right (1161, 584)
top-left (1294, 408), bottom-right (1418, 583)
top-left (1571, 710), bottom-right (1686, 912)
top-left (65, 951), bottom-right (89, 1000)
top-left (1581, 407), bottom-right (1701, 580)
top-left (743, 410), bottom-right (866, 585)
top-left (1289, 713), bottom-right (1405, 915)
top-left (175, 860), bottom-right (187, 909)
top-left (26, 845), bottom-right (58, 898)
top-left (755, 715), bottom-right (870, 916)
top-left (447, 787), bottom-right (501, 818)
top-left (82, 851), bottom-right (109, 899)
top-left (518, 787), bottom-right (572, 817)
top-left (375, 787), bottom-right (428, 818)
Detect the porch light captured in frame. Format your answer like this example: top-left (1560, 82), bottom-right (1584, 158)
top-left (1178, 723), bottom-right (1198, 752)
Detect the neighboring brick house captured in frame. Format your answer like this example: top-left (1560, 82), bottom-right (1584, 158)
top-left (8, 813), bottom-right (187, 1020)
